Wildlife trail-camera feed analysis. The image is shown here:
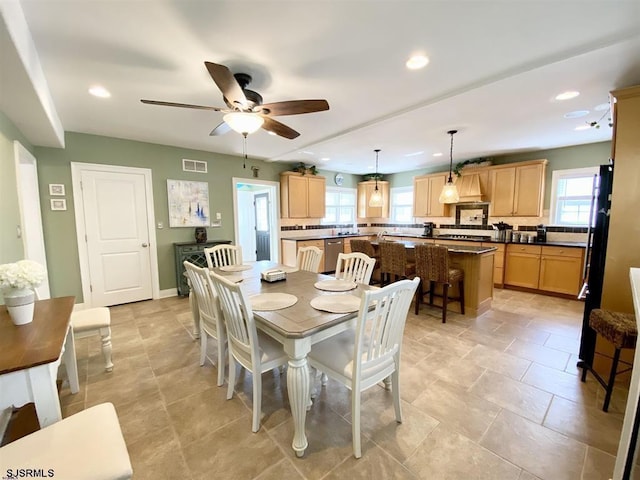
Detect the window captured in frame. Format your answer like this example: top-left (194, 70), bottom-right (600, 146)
top-left (549, 166), bottom-right (599, 226)
top-left (390, 186), bottom-right (414, 223)
top-left (322, 187), bottom-right (356, 226)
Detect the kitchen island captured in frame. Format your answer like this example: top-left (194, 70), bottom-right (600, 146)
top-left (373, 239), bottom-right (496, 316)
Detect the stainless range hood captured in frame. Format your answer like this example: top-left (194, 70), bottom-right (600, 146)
top-left (454, 174), bottom-right (484, 203)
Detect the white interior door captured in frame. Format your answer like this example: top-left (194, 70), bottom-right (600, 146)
top-left (13, 141), bottom-right (50, 299)
top-left (74, 165), bottom-right (156, 306)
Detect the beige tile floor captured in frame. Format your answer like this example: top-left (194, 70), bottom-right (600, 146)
top-left (59, 289), bottom-right (634, 480)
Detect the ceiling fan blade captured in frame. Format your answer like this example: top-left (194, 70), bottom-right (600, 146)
top-left (262, 117), bottom-right (300, 139)
top-left (140, 99), bottom-right (222, 111)
top-left (257, 99), bottom-right (329, 116)
top-left (209, 122), bottom-right (231, 136)
top-left (204, 61), bottom-right (248, 109)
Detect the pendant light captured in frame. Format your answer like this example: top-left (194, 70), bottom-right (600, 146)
top-left (369, 149), bottom-right (383, 207)
top-left (439, 129), bottom-right (460, 204)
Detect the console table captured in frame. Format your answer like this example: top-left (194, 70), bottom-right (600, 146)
top-left (174, 241), bottom-right (231, 296)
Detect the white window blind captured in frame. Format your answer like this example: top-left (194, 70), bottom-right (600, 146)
top-left (390, 186), bottom-right (414, 223)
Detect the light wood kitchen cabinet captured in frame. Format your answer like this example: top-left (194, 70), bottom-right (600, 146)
top-left (489, 160), bottom-right (547, 217)
top-left (281, 238), bottom-right (325, 272)
top-left (280, 172), bottom-right (326, 218)
top-left (357, 180), bottom-right (390, 218)
top-left (539, 246), bottom-right (584, 296)
top-left (504, 244), bottom-right (542, 289)
top-left (413, 174), bottom-right (448, 217)
top-left (483, 242), bottom-right (505, 286)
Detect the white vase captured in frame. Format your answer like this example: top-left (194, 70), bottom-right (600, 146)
top-left (4, 287), bottom-right (35, 325)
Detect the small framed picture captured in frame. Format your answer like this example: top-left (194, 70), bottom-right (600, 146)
top-left (49, 184), bottom-right (65, 196)
top-left (50, 198), bottom-right (67, 211)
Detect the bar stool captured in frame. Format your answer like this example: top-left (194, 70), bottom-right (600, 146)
top-left (581, 308), bottom-right (637, 412)
top-left (379, 241), bottom-right (415, 286)
top-left (413, 244), bottom-right (464, 323)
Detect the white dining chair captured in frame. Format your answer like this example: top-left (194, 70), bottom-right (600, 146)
top-left (209, 272), bottom-right (288, 433)
top-left (184, 261), bottom-right (227, 387)
top-left (334, 252), bottom-right (376, 285)
top-left (296, 246), bottom-right (323, 272)
top-left (204, 244), bottom-right (243, 269)
top-left (308, 277), bottom-right (420, 458)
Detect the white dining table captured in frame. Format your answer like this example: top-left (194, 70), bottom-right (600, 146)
top-left (211, 261), bottom-right (372, 457)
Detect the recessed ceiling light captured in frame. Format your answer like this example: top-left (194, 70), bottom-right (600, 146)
top-left (594, 102), bottom-right (610, 111)
top-left (406, 55), bottom-right (429, 70)
top-left (564, 110), bottom-right (589, 119)
top-left (555, 91), bottom-right (580, 101)
top-left (320, 157), bottom-right (330, 162)
top-left (404, 151), bottom-right (424, 157)
top-left (574, 124), bottom-right (591, 131)
top-left (89, 85), bottom-right (111, 98)
top-left (301, 150), bottom-right (314, 155)
top-left (432, 152), bottom-right (443, 157)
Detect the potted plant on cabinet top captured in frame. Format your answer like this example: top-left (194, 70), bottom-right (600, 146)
top-left (292, 162), bottom-right (318, 175)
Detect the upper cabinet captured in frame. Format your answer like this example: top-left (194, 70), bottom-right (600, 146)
top-left (413, 173), bottom-right (448, 217)
top-left (280, 172), bottom-right (326, 218)
top-left (357, 180), bottom-right (390, 218)
top-left (489, 160), bottom-right (547, 217)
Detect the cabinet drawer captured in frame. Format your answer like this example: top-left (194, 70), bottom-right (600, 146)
top-left (506, 244), bottom-right (542, 255)
top-left (298, 240), bottom-right (324, 249)
top-left (541, 246), bottom-right (584, 258)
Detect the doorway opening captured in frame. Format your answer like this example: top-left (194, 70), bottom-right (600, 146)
top-left (232, 178), bottom-right (279, 263)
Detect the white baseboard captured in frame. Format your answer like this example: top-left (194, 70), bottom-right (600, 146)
top-left (159, 288), bottom-right (178, 298)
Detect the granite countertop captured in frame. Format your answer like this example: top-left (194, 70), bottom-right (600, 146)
top-left (282, 233), bottom-right (370, 241)
top-left (381, 233), bottom-right (587, 249)
top-left (371, 239), bottom-right (497, 255)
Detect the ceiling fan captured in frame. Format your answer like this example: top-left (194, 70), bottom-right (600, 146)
top-left (141, 61), bottom-right (329, 139)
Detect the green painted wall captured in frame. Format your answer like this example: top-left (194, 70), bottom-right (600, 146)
top-left (0, 111), bottom-right (33, 264)
top-left (386, 141), bottom-right (612, 208)
top-left (33, 132), bottom-right (294, 300)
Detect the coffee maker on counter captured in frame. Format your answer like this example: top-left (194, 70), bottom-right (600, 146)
top-left (423, 222), bottom-right (435, 237)
top-left (536, 224), bottom-right (547, 243)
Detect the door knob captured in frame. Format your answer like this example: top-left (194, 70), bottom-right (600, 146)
top-left (142, 243), bottom-right (149, 247)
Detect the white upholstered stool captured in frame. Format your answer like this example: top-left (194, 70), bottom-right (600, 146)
top-left (0, 402), bottom-right (132, 480)
top-left (72, 307), bottom-right (113, 372)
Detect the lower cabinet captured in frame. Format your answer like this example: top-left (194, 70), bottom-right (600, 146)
top-left (504, 244), bottom-right (584, 295)
top-left (539, 246), bottom-right (584, 295)
top-left (483, 243), bottom-right (505, 286)
top-left (504, 244), bottom-right (542, 289)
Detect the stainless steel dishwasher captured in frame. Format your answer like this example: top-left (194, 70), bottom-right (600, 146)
top-left (324, 238), bottom-right (344, 273)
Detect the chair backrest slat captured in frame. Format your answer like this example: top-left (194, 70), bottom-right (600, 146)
top-left (183, 261), bottom-right (222, 334)
top-left (204, 244), bottom-right (243, 269)
top-left (209, 271), bottom-right (259, 367)
top-left (353, 278), bottom-right (419, 378)
top-left (296, 246), bottom-right (323, 272)
top-left (350, 239), bottom-right (376, 258)
top-left (335, 252), bottom-right (376, 284)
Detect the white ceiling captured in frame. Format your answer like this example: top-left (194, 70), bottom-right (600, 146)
top-left (2, 1), bottom-right (640, 175)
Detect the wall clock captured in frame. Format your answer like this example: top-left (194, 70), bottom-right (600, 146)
top-left (334, 173), bottom-right (344, 186)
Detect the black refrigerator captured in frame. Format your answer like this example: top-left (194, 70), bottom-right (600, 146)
top-left (578, 162), bottom-right (614, 368)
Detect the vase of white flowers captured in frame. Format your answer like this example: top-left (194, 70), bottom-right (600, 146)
top-left (0, 260), bottom-right (46, 326)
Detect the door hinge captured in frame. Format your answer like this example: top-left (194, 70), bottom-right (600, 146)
top-left (85, 234), bottom-right (88, 242)
top-left (90, 284), bottom-right (93, 292)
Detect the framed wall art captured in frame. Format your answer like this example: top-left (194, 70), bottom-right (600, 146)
top-left (167, 179), bottom-right (210, 227)
top-left (50, 198), bottom-right (67, 211)
top-left (49, 184), bottom-right (65, 196)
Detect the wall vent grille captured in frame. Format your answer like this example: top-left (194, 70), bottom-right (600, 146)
top-left (182, 159), bottom-right (208, 173)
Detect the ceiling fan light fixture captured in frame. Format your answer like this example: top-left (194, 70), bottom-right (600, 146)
top-left (439, 130), bottom-right (460, 204)
top-left (223, 112), bottom-right (264, 135)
